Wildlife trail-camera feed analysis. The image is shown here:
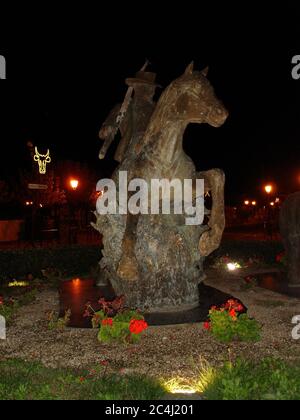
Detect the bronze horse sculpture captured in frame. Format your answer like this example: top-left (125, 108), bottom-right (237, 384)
top-left (93, 63), bottom-right (228, 311)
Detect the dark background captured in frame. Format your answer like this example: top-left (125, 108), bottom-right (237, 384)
top-left (0, 2), bottom-right (300, 204)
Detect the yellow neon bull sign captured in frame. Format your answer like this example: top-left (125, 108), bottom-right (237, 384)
top-left (34, 147), bottom-right (51, 174)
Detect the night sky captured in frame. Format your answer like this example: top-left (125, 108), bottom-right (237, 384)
top-left (0, 3), bottom-right (300, 204)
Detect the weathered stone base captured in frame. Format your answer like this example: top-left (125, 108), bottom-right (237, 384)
top-left (93, 213), bottom-right (207, 311)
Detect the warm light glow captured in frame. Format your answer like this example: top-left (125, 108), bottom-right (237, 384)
top-left (164, 379), bottom-right (197, 395)
top-left (25, 201), bottom-right (33, 206)
top-left (270, 202), bottom-right (275, 206)
top-left (264, 185), bottom-right (273, 194)
top-left (8, 281), bottom-right (29, 287)
top-left (244, 200), bottom-right (249, 205)
top-left (251, 201), bottom-right (257, 206)
top-left (227, 262), bottom-right (241, 271)
top-left (275, 197), bottom-right (280, 203)
top-left (70, 179), bottom-right (79, 190)
top-left (171, 389), bottom-right (196, 394)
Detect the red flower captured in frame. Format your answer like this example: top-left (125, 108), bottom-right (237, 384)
top-left (229, 309), bottom-right (237, 319)
top-left (79, 376), bottom-right (85, 383)
top-left (129, 319), bottom-right (148, 335)
top-left (236, 304), bottom-right (244, 312)
top-left (203, 321), bottom-right (211, 330)
top-left (102, 318), bottom-right (113, 327)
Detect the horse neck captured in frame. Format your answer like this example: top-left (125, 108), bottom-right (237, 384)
top-left (146, 119), bottom-right (187, 167)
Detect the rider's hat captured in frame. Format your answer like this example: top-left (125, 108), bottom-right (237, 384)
top-left (125, 71), bottom-right (161, 87)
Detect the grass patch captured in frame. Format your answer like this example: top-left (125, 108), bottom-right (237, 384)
top-left (202, 358), bottom-right (300, 400)
top-left (0, 359), bottom-right (166, 400)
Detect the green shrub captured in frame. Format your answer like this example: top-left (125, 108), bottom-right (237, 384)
top-left (204, 299), bottom-right (261, 343)
top-left (97, 310), bottom-right (147, 344)
top-left (85, 297), bottom-right (148, 345)
top-left (209, 311), bottom-right (261, 343)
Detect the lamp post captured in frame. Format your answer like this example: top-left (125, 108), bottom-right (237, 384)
top-left (263, 184), bottom-right (275, 239)
top-left (68, 178), bottom-right (79, 243)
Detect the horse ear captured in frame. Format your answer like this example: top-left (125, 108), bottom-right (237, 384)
top-left (201, 66), bottom-right (209, 77)
top-left (184, 61), bottom-right (194, 76)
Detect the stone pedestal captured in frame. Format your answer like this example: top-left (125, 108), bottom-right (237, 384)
top-left (95, 213), bottom-right (207, 311)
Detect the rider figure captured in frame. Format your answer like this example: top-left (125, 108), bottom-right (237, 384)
top-left (99, 70), bottom-right (160, 163)
top-left (99, 70), bottom-right (161, 280)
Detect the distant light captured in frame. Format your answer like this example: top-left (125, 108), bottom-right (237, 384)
top-left (252, 201), bottom-right (257, 206)
top-left (70, 179), bottom-right (79, 190)
top-left (244, 200), bottom-right (250, 205)
top-left (264, 185), bottom-right (273, 194)
top-left (275, 197), bottom-right (280, 203)
top-left (270, 202), bottom-right (275, 206)
top-left (8, 281), bottom-right (29, 287)
top-left (72, 278), bottom-right (81, 285)
top-left (39, 204), bottom-right (43, 208)
top-left (227, 262), bottom-right (241, 271)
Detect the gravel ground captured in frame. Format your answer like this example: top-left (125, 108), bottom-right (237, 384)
top-left (1, 270), bottom-right (300, 382)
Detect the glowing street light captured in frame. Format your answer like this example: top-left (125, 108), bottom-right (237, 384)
top-left (70, 179), bottom-right (79, 190)
top-left (252, 201), bottom-right (257, 206)
top-left (244, 200), bottom-right (250, 206)
top-left (270, 202), bottom-right (275, 206)
top-left (264, 185), bottom-right (273, 194)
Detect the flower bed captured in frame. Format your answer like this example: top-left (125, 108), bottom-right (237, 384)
top-left (203, 299), bottom-right (261, 343)
top-left (84, 296), bottom-right (148, 344)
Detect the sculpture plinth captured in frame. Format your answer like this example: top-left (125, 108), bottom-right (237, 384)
top-left (93, 63), bottom-right (228, 311)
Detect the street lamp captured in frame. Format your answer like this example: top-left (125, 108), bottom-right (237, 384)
top-left (264, 185), bottom-right (273, 194)
top-left (70, 179), bottom-right (79, 190)
top-left (244, 200), bottom-right (250, 206)
top-left (252, 201), bottom-right (257, 206)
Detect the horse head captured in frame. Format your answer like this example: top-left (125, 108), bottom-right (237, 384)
top-left (157, 62), bottom-right (228, 128)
